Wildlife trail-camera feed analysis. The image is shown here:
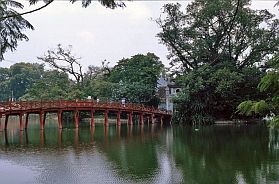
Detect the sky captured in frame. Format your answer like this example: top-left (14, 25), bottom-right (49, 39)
top-left (1, 0), bottom-right (278, 71)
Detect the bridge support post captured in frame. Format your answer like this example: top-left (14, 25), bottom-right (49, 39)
top-left (104, 110), bottom-right (108, 126)
top-left (25, 113), bottom-right (29, 129)
top-left (117, 111), bottom-right (121, 126)
top-left (19, 113), bottom-right (23, 131)
top-left (40, 111), bottom-right (44, 130)
top-left (128, 112), bottom-right (133, 125)
top-left (74, 110), bottom-right (79, 129)
top-left (4, 115), bottom-right (9, 130)
top-left (58, 111), bottom-right (63, 129)
top-left (160, 115), bottom-right (163, 127)
top-left (90, 110), bottom-right (95, 127)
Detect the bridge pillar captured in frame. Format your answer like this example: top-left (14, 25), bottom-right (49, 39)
top-left (25, 113), bottom-right (29, 129)
top-left (74, 110), bottom-right (79, 128)
top-left (58, 111), bottom-right (63, 129)
top-left (40, 111), bottom-right (44, 130)
top-left (19, 113), bottom-right (23, 131)
top-left (4, 115), bottom-right (9, 130)
top-left (117, 111), bottom-right (121, 126)
top-left (128, 112), bottom-right (133, 125)
top-left (104, 110), bottom-right (108, 126)
top-left (91, 110), bottom-right (95, 127)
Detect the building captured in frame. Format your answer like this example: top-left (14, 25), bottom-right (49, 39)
top-left (157, 75), bottom-right (181, 112)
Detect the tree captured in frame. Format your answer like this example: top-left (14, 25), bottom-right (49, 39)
top-left (237, 54), bottom-right (279, 128)
top-left (157, 0), bottom-right (279, 124)
top-left (157, 1), bottom-right (279, 73)
top-left (22, 70), bottom-right (71, 100)
top-left (0, 62), bottom-right (44, 101)
top-left (0, 67), bottom-right (11, 100)
top-left (108, 53), bottom-right (163, 104)
top-left (38, 44), bottom-right (84, 87)
top-left (0, 0), bottom-right (34, 60)
top-left (9, 62), bottom-right (44, 99)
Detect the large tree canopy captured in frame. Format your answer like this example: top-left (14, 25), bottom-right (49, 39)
top-left (157, 0), bottom-right (279, 124)
top-left (108, 53), bottom-right (163, 104)
top-left (157, 0), bottom-right (279, 74)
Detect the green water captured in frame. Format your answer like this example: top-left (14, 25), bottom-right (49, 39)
top-left (0, 118), bottom-right (278, 184)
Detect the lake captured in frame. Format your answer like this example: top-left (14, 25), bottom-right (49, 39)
top-left (0, 117), bottom-right (278, 184)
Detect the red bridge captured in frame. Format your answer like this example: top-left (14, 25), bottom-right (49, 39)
top-left (0, 100), bottom-right (172, 131)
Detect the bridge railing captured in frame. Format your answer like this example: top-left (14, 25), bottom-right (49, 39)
top-left (0, 100), bottom-right (172, 115)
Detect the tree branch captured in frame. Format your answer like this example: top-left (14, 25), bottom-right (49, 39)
top-left (0, 0), bottom-right (53, 21)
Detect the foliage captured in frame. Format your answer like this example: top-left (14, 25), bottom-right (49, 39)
top-left (22, 70), bottom-right (71, 100)
top-left (9, 62), bottom-right (44, 99)
top-left (83, 79), bottom-right (116, 101)
top-left (157, 1), bottom-right (279, 73)
top-left (29, 0), bottom-right (125, 9)
top-left (0, 0), bottom-right (34, 60)
top-left (0, 67), bottom-right (11, 100)
top-left (108, 53), bottom-right (163, 105)
top-left (157, 0), bottom-right (279, 124)
top-left (174, 63), bottom-right (263, 124)
top-left (0, 62), bottom-right (44, 101)
top-left (237, 54), bottom-right (279, 128)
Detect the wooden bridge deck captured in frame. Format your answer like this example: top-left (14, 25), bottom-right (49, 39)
top-left (0, 100), bottom-right (172, 130)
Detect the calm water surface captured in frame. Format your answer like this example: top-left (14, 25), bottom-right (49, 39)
top-left (0, 117), bottom-right (278, 184)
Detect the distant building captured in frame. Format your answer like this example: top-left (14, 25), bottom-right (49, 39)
top-left (157, 75), bottom-right (181, 112)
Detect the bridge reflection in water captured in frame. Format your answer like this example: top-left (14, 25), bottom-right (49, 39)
top-left (0, 123), bottom-right (163, 147)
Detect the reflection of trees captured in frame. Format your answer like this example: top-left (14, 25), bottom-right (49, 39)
top-left (98, 125), bottom-right (160, 182)
top-left (171, 125), bottom-right (279, 184)
top-left (1, 123), bottom-right (277, 184)
top-left (0, 124), bottom-right (162, 183)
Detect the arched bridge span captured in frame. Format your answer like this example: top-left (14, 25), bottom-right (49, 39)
top-left (0, 100), bottom-right (172, 130)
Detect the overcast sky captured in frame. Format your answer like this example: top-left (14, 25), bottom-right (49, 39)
top-left (1, 0), bottom-right (278, 70)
